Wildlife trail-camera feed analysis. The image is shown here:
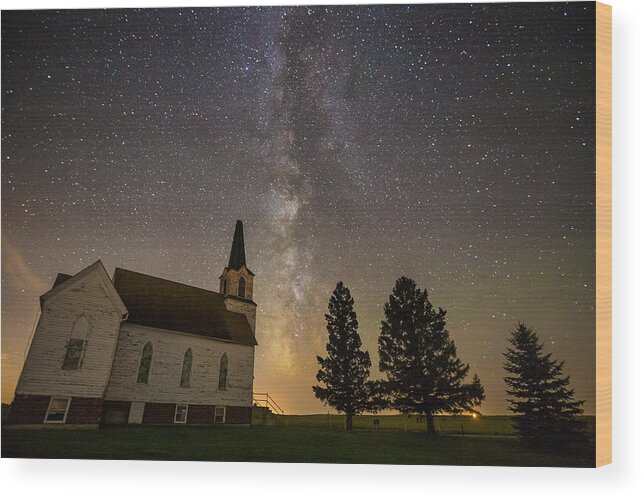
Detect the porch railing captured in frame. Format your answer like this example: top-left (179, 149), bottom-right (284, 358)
top-left (252, 392), bottom-right (285, 415)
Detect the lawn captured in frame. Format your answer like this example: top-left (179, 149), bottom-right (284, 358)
top-left (271, 413), bottom-right (517, 435)
top-left (2, 423), bottom-right (595, 467)
top-left (262, 412), bottom-right (596, 437)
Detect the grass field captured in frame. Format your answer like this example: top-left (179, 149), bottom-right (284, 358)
top-left (260, 412), bottom-right (596, 436)
top-left (2, 419), bottom-right (595, 467)
top-left (271, 413), bottom-right (512, 435)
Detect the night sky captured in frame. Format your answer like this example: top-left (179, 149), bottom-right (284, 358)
top-left (1, 3), bottom-right (596, 415)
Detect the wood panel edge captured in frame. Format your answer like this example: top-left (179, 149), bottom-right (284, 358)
top-left (595, 1), bottom-right (612, 468)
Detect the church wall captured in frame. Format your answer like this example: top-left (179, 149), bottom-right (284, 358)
top-left (185, 403), bottom-right (215, 424)
top-left (14, 272), bottom-right (124, 400)
top-left (5, 394), bottom-right (50, 424)
top-left (225, 405), bottom-right (253, 424)
top-left (142, 402), bottom-right (176, 424)
top-left (223, 297), bottom-right (257, 333)
top-left (65, 397), bottom-right (103, 425)
top-left (104, 323), bottom-right (255, 408)
top-left (100, 400), bottom-right (132, 425)
top-left (7, 394), bottom-right (103, 426)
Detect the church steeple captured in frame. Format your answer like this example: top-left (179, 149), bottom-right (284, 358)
top-left (227, 220), bottom-right (246, 270)
top-left (219, 220), bottom-right (256, 332)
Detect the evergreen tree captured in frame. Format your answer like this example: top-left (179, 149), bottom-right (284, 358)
top-left (503, 323), bottom-right (586, 446)
top-left (378, 276), bottom-right (485, 435)
top-left (313, 282), bottom-right (372, 431)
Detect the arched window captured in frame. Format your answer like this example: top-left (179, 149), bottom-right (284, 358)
top-left (63, 315), bottom-right (90, 370)
top-left (137, 342), bottom-right (153, 384)
top-left (180, 348), bottom-right (193, 388)
top-left (218, 353), bottom-right (228, 390)
top-left (71, 315), bottom-right (90, 339)
top-left (223, 279), bottom-right (227, 295)
top-left (238, 277), bottom-right (246, 298)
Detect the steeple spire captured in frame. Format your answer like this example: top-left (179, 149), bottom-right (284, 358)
top-left (227, 220), bottom-right (246, 270)
top-left (220, 220), bottom-right (256, 332)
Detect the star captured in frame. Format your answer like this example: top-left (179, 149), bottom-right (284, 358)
top-left (1, 3), bottom-right (596, 415)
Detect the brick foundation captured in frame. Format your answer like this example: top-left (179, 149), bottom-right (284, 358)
top-left (186, 404), bottom-right (215, 424)
top-left (225, 405), bottom-right (252, 425)
top-left (7, 396), bottom-right (252, 427)
top-left (101, 400), bottom-right (132, 425)
top-left (6, 394), bottom-right (103, 426)
top-left (142, 402), bottom-right (176, 424)
top-left (6, 394), bottom-right (50, 424)
top-left (136, 402), bottom-right (251, 425)
top-left (67, 397), bottom-right (103, 425)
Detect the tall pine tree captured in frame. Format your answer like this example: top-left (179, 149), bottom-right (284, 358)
top-left (313, 282), bottom-right (371, 431)
top-left (503, 323), bottom-right (586, 446)
top-left (378, 276), bottom-right (484, 435)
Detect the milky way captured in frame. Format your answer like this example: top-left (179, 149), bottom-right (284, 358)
top-left (2, 3), bottom-right (596, 414)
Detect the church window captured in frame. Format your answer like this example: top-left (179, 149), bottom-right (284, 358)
top-left (62, 315), bottom-right (89, 370)
top-left (218, 353), bottom-right (228, 390)
top-left (180, 348), bottom-right (192, 388)
top-left (223, 279), bottom-right (227, 294)
top-left (238, 277), bottom-right (246, 298)
top-left (44, 397), bottom-right (71, 424)
top-left (174, 404), bottom-right (188, 424)
top-left (137, 342), bottom-right (153, 384)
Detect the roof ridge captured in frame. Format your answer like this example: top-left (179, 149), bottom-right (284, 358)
top-left (113, 267), bottom-right (223, 296)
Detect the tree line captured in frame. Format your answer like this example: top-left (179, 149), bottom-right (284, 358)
top-left (312, 277), bottom-right (586, 446)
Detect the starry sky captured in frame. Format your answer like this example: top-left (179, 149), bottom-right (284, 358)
top-left (1, 3), bottom-right (596, 415)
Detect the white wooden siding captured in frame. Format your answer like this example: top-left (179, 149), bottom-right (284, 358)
top-left (104, 323), bottom-right (255, 407)
top-left (128, 401), bottom-right (145, 423)
top-left (15, 272), bottom-right (124, 398)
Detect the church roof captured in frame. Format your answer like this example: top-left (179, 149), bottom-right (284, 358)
top-left (52, 273), bottom-right (72, 288)
top-left (227, 220), bottom-right (247, 270)
top-left (112, 268), bottom-right (257, 346)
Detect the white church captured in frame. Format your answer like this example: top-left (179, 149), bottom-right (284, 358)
top-left (7, 220), bottom-right (258, 427)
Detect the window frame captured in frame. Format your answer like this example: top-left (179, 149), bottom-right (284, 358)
top-left (62, 338), bottom-right (86, 370)
top-left (44, 396), bottom-right (71, 424)
top-left (218, 353), bottom-right (228, 390)
top-left (180, 347), bottom-right (193, 388)
top-left (174, 404), bottom-right (189, 424)
top-left (214, 405), bottom-right (226, 424)
top-left (61, 314), bottom-right (90, 371)
top-left (137, 341), bottom-right (153, 384)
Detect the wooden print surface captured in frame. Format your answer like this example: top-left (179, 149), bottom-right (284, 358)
top-left (1, 3), bottom-right (610, 467)
top-left (595, 1), bottom-right (612, 467)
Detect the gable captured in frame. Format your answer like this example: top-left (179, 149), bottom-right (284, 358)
top-left (41, 260), bottom-right (128, 317)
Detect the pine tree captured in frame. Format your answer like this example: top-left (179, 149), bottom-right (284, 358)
top-left (313, 282), bottom-right (372, 431)
top-left (503, 323), bottom-right (586, 446)
top-left (378, 276), bottom-right (485, 435)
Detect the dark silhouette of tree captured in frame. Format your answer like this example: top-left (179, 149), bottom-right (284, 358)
top-left (378, 276), bottom-right (485, 435)
top-left (503, 323), bottom-right (586, 446)
top-left (313, 282), bottom-right (372, 431)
